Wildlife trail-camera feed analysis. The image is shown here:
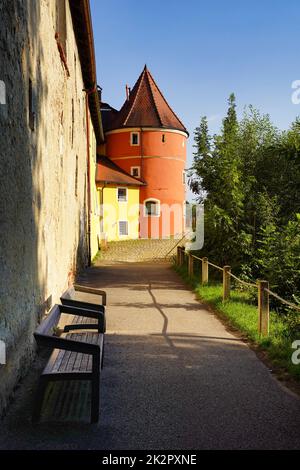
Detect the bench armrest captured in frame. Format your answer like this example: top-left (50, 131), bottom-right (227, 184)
top-left (59, 304), bottom-right (104, 320)
top-left (60, 297), bottom-right (105, 313)
top-left (59, 304), bottom-right (105, 333)
top-left (74, 284), bottom-right (107, 306)
top-left (34, 332), bottom-right (100, 355)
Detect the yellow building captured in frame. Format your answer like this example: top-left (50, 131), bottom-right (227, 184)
top-left (96, 156), bottom-right (145, 242)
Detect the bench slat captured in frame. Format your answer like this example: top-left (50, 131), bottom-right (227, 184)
top-left (33, 302), bottom-right (105, 424)
top-left (42, 332), bottom-right (104, 376)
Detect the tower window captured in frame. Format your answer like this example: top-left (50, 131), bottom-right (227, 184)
top-left (182, 171), bottom-right (186, 184)
top-left (117, 187), bottom-right (127, 202)
top-left (119, 220), bottom-right (128, 236)
top-left (131, 132), bottom-right (139, 146)
top-left (162, 134), bottom-right (166, 143)
top-left (144, 199), bottom-right (160, 217)
top-left (131, 166), bottom-right (140, 178)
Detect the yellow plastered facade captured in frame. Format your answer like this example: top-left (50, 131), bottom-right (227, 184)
top-left (89, 129), bottom-right (101, 259)
top-left (97, 185), bottom-right (140, 241)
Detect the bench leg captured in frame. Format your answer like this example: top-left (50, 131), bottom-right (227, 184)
top-left (91, 375), bottom-right (100, 423)
top-left (32, 379), bottom-right (48, 424)
top-left (101, 339), bottom-right (105, 370)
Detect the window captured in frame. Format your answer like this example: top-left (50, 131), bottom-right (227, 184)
top-left (29, 79), bottom-right (35, 131)
top-left (162, 134), bottom-right (166, 143)
top-left (131, 166), bottom-right (140, 178)
top-left (117, 187), bottom-right (127, 202)
top-left (131, 132), bottom-right (139, 146)
top-left (144, 199), bottom-right (160, 217)
top-left (182, 171), bottom-right (186, 185)
top-left (119, 221), bottom-right (128, 236)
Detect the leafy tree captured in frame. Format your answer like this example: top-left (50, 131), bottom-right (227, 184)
top-left (189, 94), bottom-right (300, 307)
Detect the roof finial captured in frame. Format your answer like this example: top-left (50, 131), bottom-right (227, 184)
top-left (125, 84), bottom-right (131, 101)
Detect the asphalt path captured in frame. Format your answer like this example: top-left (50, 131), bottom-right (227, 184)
top-left (0, 262), bottom-right (299, 449)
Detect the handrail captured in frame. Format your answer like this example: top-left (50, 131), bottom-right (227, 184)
top-left (264, 288), bottom-right (300, 312)
top-left (179, 248), bottom-right (300, 315)
top-left (191, 254), bottom-right (203, 262)
top-left (207, 260), bottom-right (223, 272)
top-left (228, 272), bottom-right (257, 289)
top-left (165, 234), bottom-right (187, 258)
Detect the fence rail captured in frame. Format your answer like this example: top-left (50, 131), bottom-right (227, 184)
top-left (176, 246), bottom-right (299, 337)
top-left (207, 260), bottom-right (224, 272)
top-left (228, 272), bottom-right (257, 289)
top-left (265, 288), bottom-right (300, 312)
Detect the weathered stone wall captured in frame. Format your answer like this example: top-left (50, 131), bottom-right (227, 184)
top-left (0, 0), bottom-right (96, 414)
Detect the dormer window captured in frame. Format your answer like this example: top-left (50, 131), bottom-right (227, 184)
top-left (131, 166), bottom-right (140, 178)
top-left (131, 132), bottom-right (139, 146)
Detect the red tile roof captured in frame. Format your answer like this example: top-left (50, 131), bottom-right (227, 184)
top-left (105, 65), bottom-right (188, 134)
top-left (96, 155), bottom-right (145, 186)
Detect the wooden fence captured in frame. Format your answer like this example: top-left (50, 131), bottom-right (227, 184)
top-left (177, 246), bottom-right (300, 337)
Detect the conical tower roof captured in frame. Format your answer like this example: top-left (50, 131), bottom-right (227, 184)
top-left (106, 65), bottom-right (188, 134)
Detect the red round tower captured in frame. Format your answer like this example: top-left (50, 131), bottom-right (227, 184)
top-left (101, 65), bottom-right (188, 238)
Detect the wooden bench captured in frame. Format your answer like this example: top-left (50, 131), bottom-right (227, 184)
top-left (33, 303), bottom-right (105, 424)
top-left (60, 284), bottom-right (106, 333)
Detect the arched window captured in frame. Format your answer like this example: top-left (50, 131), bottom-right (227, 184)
top-left (144, 199), bottom-right (160, 217)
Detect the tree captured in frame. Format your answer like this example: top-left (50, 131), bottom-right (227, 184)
top-left (189, 94), bottom-right (300, 306)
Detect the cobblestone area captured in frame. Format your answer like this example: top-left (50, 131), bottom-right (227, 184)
top-left (94, 238), bottom-right (186, 264)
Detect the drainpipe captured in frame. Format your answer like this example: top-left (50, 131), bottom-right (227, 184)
top-left (140, 126), bottom-right (144, 239)
top-left (84, 85), bottom-right (97, 266)
top-left (140, 126), bottom-right (144, 180)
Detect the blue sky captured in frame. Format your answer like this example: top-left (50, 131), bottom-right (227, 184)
top-left (90, 0), bottom-right (300, 197)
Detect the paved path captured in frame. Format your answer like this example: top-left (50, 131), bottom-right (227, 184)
top-left (0, 261), bottom-right (300, 449)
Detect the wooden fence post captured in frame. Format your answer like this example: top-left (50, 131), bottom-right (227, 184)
top-left (178, 247), bottom-right (183, 266)
top-left (188, 254), bottom-right (194, 278)
top-left (177, 246), bottom-right (181, 265)
top-left (179, 247), bottom-right (184, 266)
top-left (223, 266), bottom-right (231, 301)
top-left (258, 280), bottom-right (269, 336)
top-left (202, 257), bottom-right (208, 285)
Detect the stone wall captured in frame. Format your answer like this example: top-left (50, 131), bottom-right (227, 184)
top-left (0, 0), bottom-right (96, 414)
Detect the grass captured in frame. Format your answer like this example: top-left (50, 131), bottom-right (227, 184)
top-left (174, 262), bottom-right (300, 382)
top-left (91, 250), bottom-right (102, 265)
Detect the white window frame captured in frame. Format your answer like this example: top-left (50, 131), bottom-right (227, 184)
top-left (130, 166), bottom-right (141, 178)
top-left (144, 198), bottom-right (161, 217)
top-left (130, 132), bottom-right (140, 146)
top-left (119, 220), bottom-right (128, 236)
top-left (117, 187), bottom-right (128, 202)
